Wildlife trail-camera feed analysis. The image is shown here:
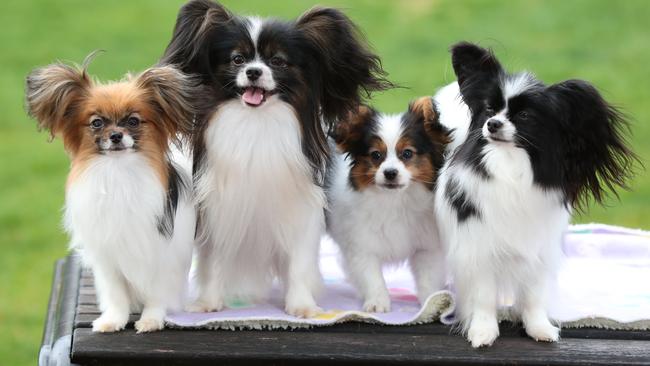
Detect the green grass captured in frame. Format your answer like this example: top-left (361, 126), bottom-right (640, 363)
top-left (1, 0), bottom-right (648, 364)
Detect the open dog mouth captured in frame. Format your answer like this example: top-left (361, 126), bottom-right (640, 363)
top-left (240, 87), bottom-right (276, 107)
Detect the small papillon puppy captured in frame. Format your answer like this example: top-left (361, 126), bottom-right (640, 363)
top-left (434, 42), bottom-right (636, 347)
top-left (26, 57), bottom-right (198, 333)
top-left (326, 98), bottom-right (450, 312)
top-left (160, 0), bottom-right (390, 317)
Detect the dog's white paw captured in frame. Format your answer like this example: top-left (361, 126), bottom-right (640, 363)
top-left (135, 317), bottom-right (164, 333)
top-left (526, 321), bottom-right (560, 342)
top-left (363, 294), bottom-right (391, 313)
top-left (467, 321), bottom-right (500, 348)
top-left (285, 303), bottom-right (322, 318)
top-left (92, 315), bottom-right (127, 333)
top-left (184, 299), bottom-right (223, 313)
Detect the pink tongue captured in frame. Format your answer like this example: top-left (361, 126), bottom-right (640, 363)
top-left (242, 87), bottom-right (264, 105)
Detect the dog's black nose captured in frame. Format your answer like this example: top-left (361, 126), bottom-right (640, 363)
top-left (246, 68), bottom-right (262, 81)
top-left (384, 169), bottom-right (398, 181)
top-left (110, 131), bottom-right (123, 143)
top-left (487, 119), bottom-right (503, 133)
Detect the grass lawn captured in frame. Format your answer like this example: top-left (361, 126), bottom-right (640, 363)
top-left (1, 0), bottom-right (648, 364)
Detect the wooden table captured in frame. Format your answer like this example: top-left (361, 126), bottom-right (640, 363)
top-left (40, 255), bottom-right (650, 365)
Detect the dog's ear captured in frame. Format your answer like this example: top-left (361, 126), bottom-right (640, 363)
top-left (451, 42), bottom-right (502, 87)
top-left (296, 7), bottom-right (392, 126)
top-left (408, 96), bottom-right (451, 147)
top-left (450, 42), bottom-right (503, 111)
top-left (26, 62), bottom-right (92, 139)
top-left (135, 66), bottom-right (201, 145)
top-left (548, 79), bottom-right (638, 210)
top-left (332, 104), bottom-right (376, 154)
top-left (161, 0), bottom-right (231, 75)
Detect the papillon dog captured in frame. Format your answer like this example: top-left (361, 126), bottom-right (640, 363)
top-left (26, 57), bottom-right (198, 333)
top-left (434, 42), bottom-right (636, 347)
top-left (160, 0), bottom-right (390, 317)
top-left (326, 98), bottom-right (450, 312)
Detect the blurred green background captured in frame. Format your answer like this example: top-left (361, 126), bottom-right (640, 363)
top-left (1, 0), bottom-right (648, 364)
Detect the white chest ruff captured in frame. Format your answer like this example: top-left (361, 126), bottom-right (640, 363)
top-left (196, 99), bottom-right (325, 260)
top-left (64, 154), bottom-right (167, 266)
top-left (437, 143), bottom-right (570, 267)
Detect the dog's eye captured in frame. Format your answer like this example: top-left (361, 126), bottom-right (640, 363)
top-left (485, 106), bottom-right (495, 115)
top-left (127, 116), bottom-right (140, 127)
top-left (517, 110), bottom-right (528, 120)
top-left (90, 118), bottom-right (104, 129)
top-left (370, 151), bottom-right (382, 161)
top-left (232, 55), bottom-right (245, 65)
top-left (401, 149), bottom-right (414, 160)
top-left (269, 56), bottom-right (287, 68)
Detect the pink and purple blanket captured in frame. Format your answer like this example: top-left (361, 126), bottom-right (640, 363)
top-left (166, 224), bottom-right (650, 330)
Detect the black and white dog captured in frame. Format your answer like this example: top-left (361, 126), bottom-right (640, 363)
top-left (434, 42), bottom-right (635, 347)
top-left (161, 0), bottom-right (390, 317)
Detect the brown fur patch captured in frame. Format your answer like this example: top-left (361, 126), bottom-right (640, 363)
top-left (334, 104), bottom-right (373, 152)
top-left (395, 135), bottom-right (436, 190)
top-left (77, 82), bottom-right (170, 186)
top-left (409, 96), bottom-right (451, 146)
top-left (27, 61), bottom-right (198, 190)
top-left (349, 138), bottom-right (386, 190)
top-left (410, 96), bottom-right (437, 123)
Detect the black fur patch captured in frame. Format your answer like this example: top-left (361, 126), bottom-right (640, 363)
top-left (449, 42), bottom-right (637, 211)
top-left (161, 0), bottom-right (391, 185)
top-left (445, 179), bottom-right (480, 222)
top-left (450, 131), bottom-right (490, 180)
top-left (157, 161), bottom-right (190, 238)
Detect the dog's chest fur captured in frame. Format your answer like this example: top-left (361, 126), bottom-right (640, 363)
top-left (65, 154), bottom-right (167, 264)
top-left (196, 99), bottom-right (325, 253)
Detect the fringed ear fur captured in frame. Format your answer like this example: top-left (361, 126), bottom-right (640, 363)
top-left (408, 96), bottom-right (451, 146)
top-left (25, 59), bottom-right (93, 139)
top-left (450, 41), bottom-right (503, 113)
top-left (296, 7), bottom-right (392, 127)
top-left (548, 79), bottom-right (638, 210)
top-left (160, 0), bottom-right (232, 75)
top-left (332, 104), bottom-right (376, 154)
top-left (135, 66), bottom-right (202, 146)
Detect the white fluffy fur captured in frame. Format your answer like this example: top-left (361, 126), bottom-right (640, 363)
top-left (327, 115), bottom-right (445, 313)
top-left (434, 82), bottom-right (565, 347)
top-left (190, 97), bottom-right (325, 317)
top-left (433, 82), bottom-right (471, 151)
top-left (66, 150), bottom-right (194, 333)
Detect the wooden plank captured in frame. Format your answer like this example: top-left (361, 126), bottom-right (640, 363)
top-left (72, 253), bottom-right (650, 365)
top-left (39, 255), bottom-right (82, 365)
top-left (78, 293), bottom-right (96, 305)
top-left (75, 272), bottom-right (650, 341)
top-left (39, 258), bottom-right (65, 363)
top-left (73, 312), bottom-right (650, 341)
top-left (71, 327), bottom-right (650, 366)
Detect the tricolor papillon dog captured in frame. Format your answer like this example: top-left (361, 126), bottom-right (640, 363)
top-left (161, 0), bottom-right (389, 317)
top-left (26, 58), bottom-right (198, 333)
top-left (327, 98), bottom-right (450, 312)
top-left (434, 42), bottom-right (636, 347)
